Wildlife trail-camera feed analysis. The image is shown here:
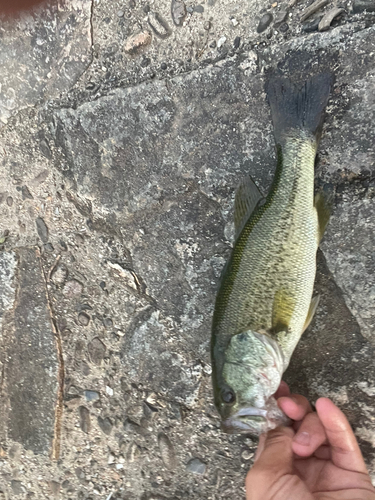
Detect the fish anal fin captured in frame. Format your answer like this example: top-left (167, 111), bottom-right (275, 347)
top-left (271, 289), bottom-right (295, 334)
top-left (315, 191), bottom-right (332, 242)
top-left (302, 295), bottom-right (320, 333)
top-left (234, 176), bottom-right (264, 239)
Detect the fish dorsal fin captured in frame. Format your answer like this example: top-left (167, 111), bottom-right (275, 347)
top-left (271, 289), bottom-right (295, 334)
top-left (234, 176), bottom-right (264, 239)
top-left (302, 294), bottom-right (320, 333)
top-left (314, 191), bottom-right (332, 243)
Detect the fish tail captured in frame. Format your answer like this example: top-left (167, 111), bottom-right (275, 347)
top-left (266, 73), bottom-right (333, 144)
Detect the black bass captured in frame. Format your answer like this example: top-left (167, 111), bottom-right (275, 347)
top-left (211, 74), bottom-right (332, 435)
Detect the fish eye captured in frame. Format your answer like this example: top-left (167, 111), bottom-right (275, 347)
top-left (221, 388), bottom-right (236, 404)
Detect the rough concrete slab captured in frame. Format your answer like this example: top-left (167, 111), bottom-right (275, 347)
top-left (0, 0), bottom-right (374, 497)
top-left (1, 247), bottom-right (60, 456)
top-left (321, 195), bottom-right (375, 342)
top-left (0, 0), bottom-right (92, 125)
top-left (0, 251), bottom-right (17, 327)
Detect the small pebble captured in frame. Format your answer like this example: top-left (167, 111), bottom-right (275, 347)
top-left (97, 416), bottom-right (113, 435)
top-left (88, 337), bottom-right (106, 364)
top-left (6, 196), bottom-right (13, 207)
top-left (158, 432), bottom-right (177, 470)
top-left (186, 457), bottom-right (206, 475)
top-left (127, 404), bottom-right (145, 425)
top-left (49, 481), bottom-right (60, 495)
top-left (148, 11), bottom-right (171, 38)
top-left (44, 243), bottom-right (54, 253)
top-left (300, 0), bottom-right (328, 22)
top-left (231, 18), bottom-right (239, 26)
top-left (32, 170), bottom-right (49, 186)
top-left (279, 22), bottom-right (289, 32)
top-left (124, 31), bottom-right (152, 54)
top-left (241, 450), bottom-right (254, 460)
top-left (21, 185), bottom-right (33, 200)
top-left (217, 36), bottom-right (227, 48)
top-left (272, 1), bottom-right (278, 6)
top-left (117, 9), bottom-right (124, 16)
top-left (39, 139), bottom-right (52, 159)
top-left (0, 230), bottom-right (9, 245)
top-left (123, 418), bottom-right (146, 435)
top-left (126, 442), bottom-right (141, 462)
top-left (106, 386), bottom-right (114, 396)
top-left (318, 7), bottom-right (344, 31)
top-left (63, 279), bottom-right (83, 297)
top-left (160, 62), bottom-right (167, 70)
top-left (194, 4), bottom-right (204, 12)
top-left (233, 36), bottom-right (241, 48)
top-left (11, 480), bottom-right (23, 495)
top-left (61, 328), bottom-right (72, 338)
top-left (302, 16), bottom-right (321, 32)
top-left (140, 57), bottom-right (151, 67)
top-left (352, 0), bottom-right (375, 12)
top-left (78, 312), bottom-right (90, 326)
top-left (257, 13), bottom-right (273, 33)
top-left (51, 265), bottom-right (68, 285)
top-left (80, 303), bottom-right (93, 311)
top-left (79, 406), bottom-right (91, 433)
top-left (75, 233), bottom-right (85, 245)
top-left (171, 0), bottom-right (187, 26)
top-left (209, 40), bottom-right (217, 48)
top-left (35, 217), bottom-right (49, 243)
top-left (274, 9), bottom-right (288, 25)
top-left (84, 390), bottom-right (100, 402)
top-left (75, 468), bottom-right (85, 481)
top-left (204, 20), bottom-right (211, 30)
top-left (202, 363), bottom-right (213, 375)
top-left (103, 317), bottom-right (113, 328)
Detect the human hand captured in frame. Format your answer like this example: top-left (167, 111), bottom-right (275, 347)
top-left (246, 382), bottom-right (375, 500)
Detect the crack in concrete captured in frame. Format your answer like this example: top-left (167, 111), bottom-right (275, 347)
top-left (38, 248), bottom-right (65, 461)
top-left (90, 0), bottom-right (95, 53)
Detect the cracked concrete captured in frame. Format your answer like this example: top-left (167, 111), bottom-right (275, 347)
top-left (0, 0), bottom-right (374, 498)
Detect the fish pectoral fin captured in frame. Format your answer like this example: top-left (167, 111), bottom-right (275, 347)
top-left (302, 294), bottom-right (320, 333)
top-left (315, 191), bottom-right (332, 243)
top-left (271, 289), bottom-right (295, 334)
top-left (234, 176), bottom-right (265, 240)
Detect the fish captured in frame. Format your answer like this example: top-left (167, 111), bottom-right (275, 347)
top-left (211, 74), bottom-right (332, 435)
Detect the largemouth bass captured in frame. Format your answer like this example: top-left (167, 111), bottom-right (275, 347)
top-left (211, 74), bottom-right (332, 435)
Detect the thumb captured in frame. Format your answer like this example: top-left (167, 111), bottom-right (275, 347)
top-left (246, 427), bottom-right (312, 500)
top-left (253, 426), bottom-right (295, 475)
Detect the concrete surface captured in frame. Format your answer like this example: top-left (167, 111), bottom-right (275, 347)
top-left (0, 0), bottom-right (374, 498)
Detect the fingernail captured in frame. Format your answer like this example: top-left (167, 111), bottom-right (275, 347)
top-left (294, 431), bottom-right (310, 446)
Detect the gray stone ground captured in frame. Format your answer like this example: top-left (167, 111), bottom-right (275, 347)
top-left (0, 0), bottom-right (374, 498)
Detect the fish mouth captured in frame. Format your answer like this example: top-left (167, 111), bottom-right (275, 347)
top-left (222, 407), bottom-right (268, 434)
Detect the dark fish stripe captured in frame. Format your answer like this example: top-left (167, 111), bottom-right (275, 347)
top-left (212, 144), bottom-right (284, 334)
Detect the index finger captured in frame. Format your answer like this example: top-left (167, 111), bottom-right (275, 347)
top-left (316, 398), bottom-right (368, 473)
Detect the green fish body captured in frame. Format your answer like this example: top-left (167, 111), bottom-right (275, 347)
top-left (211, 74), bottom-right (332, 434)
